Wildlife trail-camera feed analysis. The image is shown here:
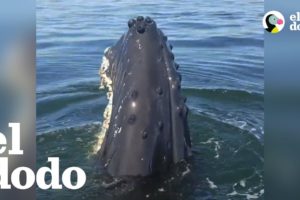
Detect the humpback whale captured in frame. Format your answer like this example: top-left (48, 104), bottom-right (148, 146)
top-left (96, 16), bottom-right (191, 178)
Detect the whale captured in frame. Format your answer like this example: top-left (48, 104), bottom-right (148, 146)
top-left (96, 16), bottom-right (191, 178)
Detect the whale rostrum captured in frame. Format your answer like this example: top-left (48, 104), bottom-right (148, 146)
top-left (96, 16), bottom-right (191, 177)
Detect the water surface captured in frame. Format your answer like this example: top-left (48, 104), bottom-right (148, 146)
top-left (37, 0), bottom-right (264, 199)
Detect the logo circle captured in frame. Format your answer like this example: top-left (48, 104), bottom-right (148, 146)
top-left (263, 11), bottom-right (285, 34)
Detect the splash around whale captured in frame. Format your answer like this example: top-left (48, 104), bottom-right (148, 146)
top-left (95, 16), bottom-right (192, 178)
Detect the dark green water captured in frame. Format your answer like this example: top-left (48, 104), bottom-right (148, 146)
top-left (37, 0), bottom-right (264, 199)
top-left (37, 88), bottom-right (263, 200)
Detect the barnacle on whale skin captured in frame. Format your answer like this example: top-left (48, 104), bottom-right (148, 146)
top-left (93, 48), bottom-right (113, 153)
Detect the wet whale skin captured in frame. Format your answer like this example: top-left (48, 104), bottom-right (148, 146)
top-left (98, 16), bottom-right (191, 177)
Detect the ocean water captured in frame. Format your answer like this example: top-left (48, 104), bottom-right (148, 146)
top-left (36, 0), bottom-right (264, 199)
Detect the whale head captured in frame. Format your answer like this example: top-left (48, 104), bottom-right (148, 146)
top-left (96, 16), bottom-right (191, 177)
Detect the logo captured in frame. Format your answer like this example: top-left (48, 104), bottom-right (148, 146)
top-left (290, 12), bottom-right (300, 31)
top-left (263, 11), bottom-right (285, 34)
